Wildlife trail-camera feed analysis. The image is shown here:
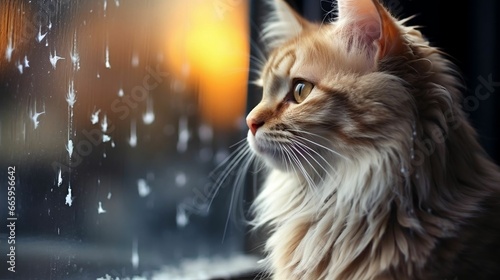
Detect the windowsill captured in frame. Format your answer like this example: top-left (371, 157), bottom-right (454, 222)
top-left (99, 255), bottom-right (261, 280)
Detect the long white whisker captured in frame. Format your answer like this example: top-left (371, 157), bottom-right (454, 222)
top-left (222, 151), bottom-right (255, 243)
top-left (279, 142), bottom-right (300, 182)
top-left (292, 133), bottom-right (348, 161)
top-left (290, 144), bottom-right (323, 180)
top-left (281, 143), bottom-right (316, 189)
top-left (211, 144), bottom-right (250, 188)
top-left (293, 139), bottom-right (338, 177)
top-left (206, 144), bottom-right (252, 211)
top-left (249, 34), bottom-right (268, 66)
top-left (210, 141), bottom-right (249, 177)
top-left (229, 138), bottom-right (249, 149)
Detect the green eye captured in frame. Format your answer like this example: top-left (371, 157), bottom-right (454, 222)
top-left (293, 80), bottom-right (314, 103)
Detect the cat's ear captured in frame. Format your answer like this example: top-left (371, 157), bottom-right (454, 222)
top-left (262, 0), bottom-right (313, 50)
top-left (337, 0), bottom-right (404, 61)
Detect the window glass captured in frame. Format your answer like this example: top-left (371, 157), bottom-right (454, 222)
top-left (0, 0), bottom-right (258, 278)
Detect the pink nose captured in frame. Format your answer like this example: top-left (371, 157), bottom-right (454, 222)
top-left (246, 117), bottom-right (264, 136)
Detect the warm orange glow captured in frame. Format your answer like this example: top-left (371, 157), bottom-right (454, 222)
top-left (165, 0), bottom-right (249, 130)
top-left (0, 1), bottom-right (29, 69)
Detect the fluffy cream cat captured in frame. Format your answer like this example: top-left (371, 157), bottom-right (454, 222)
top-left (246, 0), bottom-right (500, 279)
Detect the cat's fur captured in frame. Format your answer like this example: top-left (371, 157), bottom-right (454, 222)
top-left (246, 0), bottom-right (500, 279)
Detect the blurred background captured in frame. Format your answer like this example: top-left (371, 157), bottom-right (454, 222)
top-left (0, 0), bottom-right (498, 279)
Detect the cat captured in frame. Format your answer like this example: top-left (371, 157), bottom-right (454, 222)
top-left (245, 0), bottom-right (500, 279)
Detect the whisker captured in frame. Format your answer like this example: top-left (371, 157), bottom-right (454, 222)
top-left (293, 139), bottom-right (338, 177)
top-left (249, 55), bottom-right (266, 71)
top-left (279, 142), bottom-right (299, 181)
top-left (290, 144), bottom-right (323, 179)
top-left (249, 36), bottom-right (268, 66)
top-left (289, 131), bottom-right (348, 161)
top-left (288, 129), bottom-right (332, 143)
top-left (292, 140), bottom-right (337, 180)
top-left (229, 138), bottom-right (248, 149)
top-left (209, 141), bottom-right (248, 178)
top-left (289, 145), bottom-right (326, 200)
top-left (222, 151), bottom-right (255, 243)
top-left (281, 143), bottom-right (317, 189)
top-left (206, 144), bottom-right (252, 211)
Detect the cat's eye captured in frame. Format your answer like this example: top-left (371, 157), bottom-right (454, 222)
top-left (293, 80), bottom-right (314, 103)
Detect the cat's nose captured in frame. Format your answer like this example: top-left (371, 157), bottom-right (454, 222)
top-left (246, 116), bottom-right (264, 136)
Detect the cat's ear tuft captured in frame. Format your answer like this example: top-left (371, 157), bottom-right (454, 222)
top-left (337, 0), bottom-right (405, 62)
top-left (262, 0), bottom-right (312, 50)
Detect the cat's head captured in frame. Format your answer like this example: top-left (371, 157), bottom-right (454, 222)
top-left (246, 0), bottom-right (446, 176)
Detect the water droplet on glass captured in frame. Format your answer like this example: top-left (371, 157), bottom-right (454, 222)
top-left (30, 102), bottom-right (45, 129)
top-left (5, 37), bottom-right (14, 62)
top-left (98, 201), bottom-right (107, 214)
top-left (70, 31), bottom-right (80, 71)
top-left (16, 60), bottom-right (23, 74)
top-left (66, 140), bottom-right (74, 158)
top-left (177, 117), bottom-right (190, 153)
top-left (66, 80), bottom-right (77, 108)
top-left (57, 169), bottom-right (63, 187)
top-left (103, 134), bottom-right (111, 142)
top-left (131, 53), bottom-right (139, 67)
top-left (131, 238), bottom-right (139, 269)
top-left (142, 98), bottom-right (155, 125)
top-left (137, 179), bottom-right (151, 197)
top-left (49, 50), bottom-right (65, 69)
top-left (101, 114), bottom-right (108, 132)
top-left (24, 56), bottom-right (29, 68)
top-left (129, 119), bottom-right (137, 147)
top-left (105, 45), bottom-right (111, 69)
top-left (176, 206), bottom-right (189, 228)
top-left (91, 109), bottom-right (100, 124)
top-left (65, 183), bottom-right (73, 207)
top-left (175, 172), bottom-right (187, 187)
top-left (37, 25), bottom-right (47, 42)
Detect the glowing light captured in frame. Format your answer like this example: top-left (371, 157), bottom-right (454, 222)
top-left (165, 0), bottom-right (249, 130)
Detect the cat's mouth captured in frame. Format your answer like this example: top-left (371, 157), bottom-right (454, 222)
top-left (247, 130), bottom-right (279, 156)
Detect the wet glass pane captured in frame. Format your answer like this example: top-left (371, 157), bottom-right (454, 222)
top-left (0, 0), bottom-right (258, 278)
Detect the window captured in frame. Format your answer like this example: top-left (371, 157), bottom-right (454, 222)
top-left (0, 0), bottom-right (259, 279)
